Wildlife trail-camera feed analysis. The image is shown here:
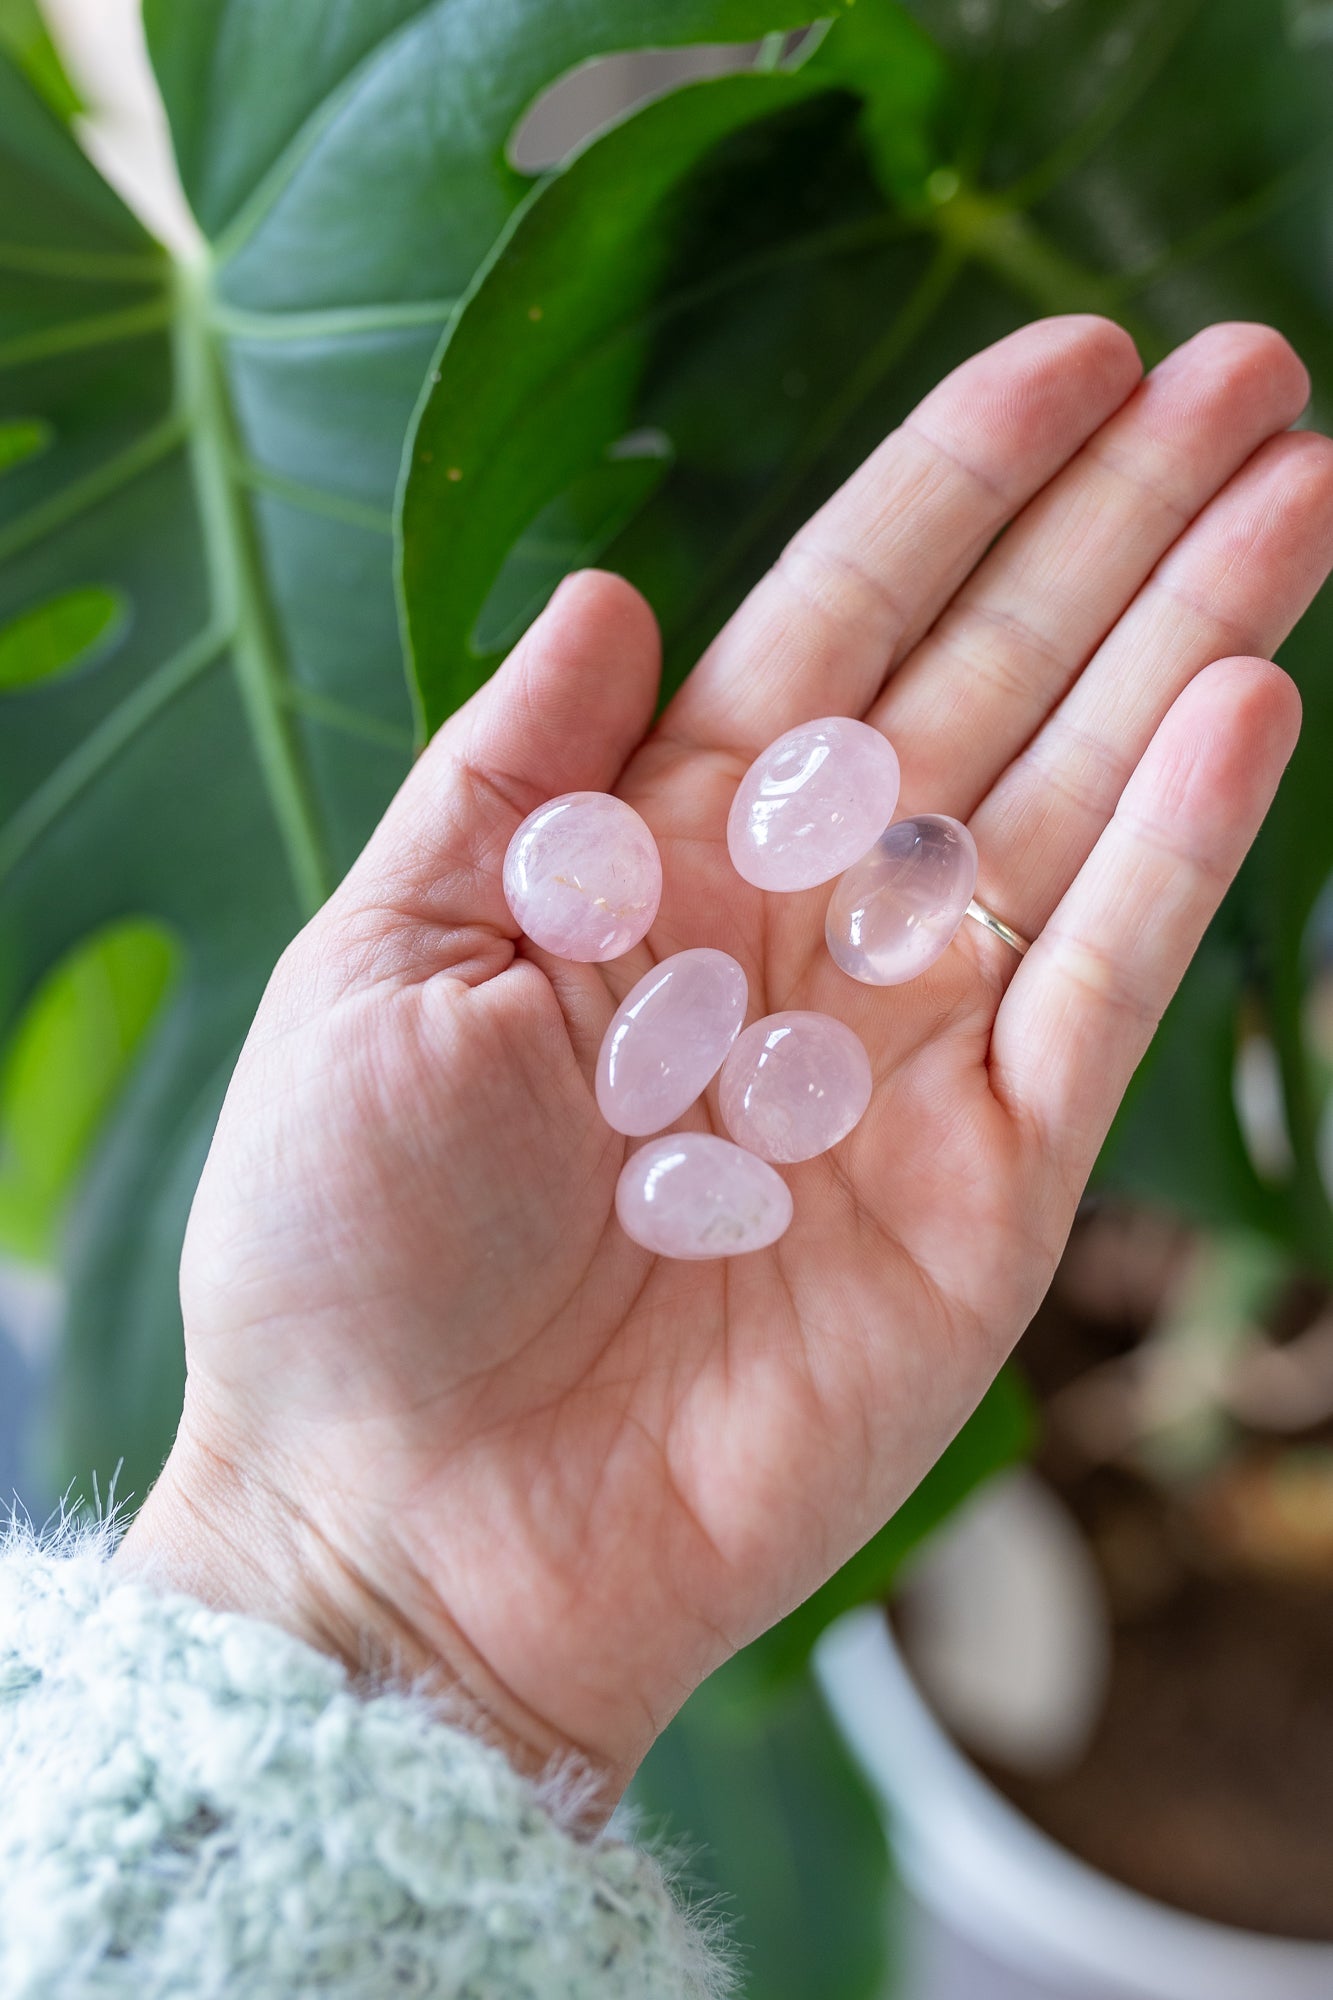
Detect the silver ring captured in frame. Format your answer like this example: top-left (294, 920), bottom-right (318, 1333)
top-left (965, 897), bottom-right (1030, 956)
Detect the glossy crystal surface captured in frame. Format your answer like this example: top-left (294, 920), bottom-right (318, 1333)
top-left (596, 948), bottom-right (748, 1137)
top-left (719, 1010), bottom-right (873, 1163)
top-left (726, 716), bottom-right (900, 892)
top-left (502, 791), bottom-right (661, 961)
top-left (615, 1133), bottom-right (793, 1259)
top-left (825, 813), bottom-right (978, 986)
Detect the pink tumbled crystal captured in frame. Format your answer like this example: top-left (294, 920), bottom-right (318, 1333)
top-left (503, 791), bottom-right (661, 962)
top-left (825, 813), bottom-right (978, 986)
top-left (719, 1011), bottom-right (873, 1163)
top-left (615, 1133), bottom-right (793, 1259)
top-left (596, 948), bottom-right (748, 1136)
top-left (727, 716), bottom-right (900, 892)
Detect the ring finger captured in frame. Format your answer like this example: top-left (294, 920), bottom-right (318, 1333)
top-left (968, 426), bottom-right (1333, 946)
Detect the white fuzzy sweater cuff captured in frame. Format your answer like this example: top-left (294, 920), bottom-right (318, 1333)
top-left (0, 1523), bottom-right (727, 1999)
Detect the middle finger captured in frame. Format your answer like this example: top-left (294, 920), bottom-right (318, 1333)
top-left (968, 425), bottom-right (1333, 946)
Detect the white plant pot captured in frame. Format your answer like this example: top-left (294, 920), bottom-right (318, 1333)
top-left (816, 1606), bottom-right (1333, 2000)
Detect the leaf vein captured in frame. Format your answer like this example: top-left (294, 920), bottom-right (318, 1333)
top-left (230, 456), bottom-right (393, 536)
top-left (211, 297), bottom-right (455, 343)
top-left (1113, 138), bottom-right (1333, 302)
top-left (0, 242), bottom-right (165, 282)
top-left (209, 0), bottom-right (449, 268)
top-left (279, 682), bottom-right (413, 753)
top-left (174, 262), bottom-right (334, 917)
top-left (0, 297), bottom-right (172, 372)
top-left (1005, 0), bottom-right (1207, 213)
top-left (0, 623), bottom-right (229, 886)
top-left (0, 415), bottom-right (187, 565)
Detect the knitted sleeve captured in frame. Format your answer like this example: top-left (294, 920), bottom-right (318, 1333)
top-left (0, 1522), bottom-right (729, 2000)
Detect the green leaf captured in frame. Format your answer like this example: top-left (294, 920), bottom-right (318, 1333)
top-left (1, 5), bottom-right (849, 1497)
top-left (0, 415), bottom-right (50, 472)
top-left (0, 0), bottom-right (80, 121)
top-left (635, 1662), bottom-right (897, 2000)
top-left (145, 0), bottom-right (853, 296)
top-left (0, 919), bottom-right (176, 1264)
top-left (0, 582), bottom-right (125, 688)
top-left (401, 0), bottom-right (1333, 1263)
top-left (803, 0), bottom-right (951, 208)
top-left (401, 68), bottom-right (832, 734)
top-left (471, 434), bottom-right (674, 655)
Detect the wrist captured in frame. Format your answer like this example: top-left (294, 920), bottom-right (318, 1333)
top-left (114, 1390), bottom-right (623, 1818)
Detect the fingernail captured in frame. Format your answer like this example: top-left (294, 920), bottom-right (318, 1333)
top-left (550, 570), bottom-right (588, 609)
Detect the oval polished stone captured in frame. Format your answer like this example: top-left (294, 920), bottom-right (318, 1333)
top-left (826, 813), bottom-right (978, 986)
top-left (503, 791), bottom-right (661, 962)
top-left (615, 1133), bottom-right (793, 1259)
top-left (727, 716), bottom-right (900, 893)
top-left (596, 948), bottom-right (748, 1136)
top-left (719, 1010), bottom-right (873, 1163)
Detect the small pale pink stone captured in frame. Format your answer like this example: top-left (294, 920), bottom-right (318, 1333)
top-left (503, 791), bottom-right (661, 962)
top-left (596, 948), bottom-right (748, 1136)
top-left (727, 716), bottom-right (900, 892)
top-left (719, 1010), bottom-right (873, 1163)
top-left (825, 813), bottom-right (978, 986)
top-left (615, 1133), bottom-right (793, 1259)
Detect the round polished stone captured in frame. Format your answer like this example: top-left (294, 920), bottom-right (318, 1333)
top-left (719, 1010), bottom-right (873, 1163)
top-left (615, 1133), bottom-right (793, 1259)
top-left (596, 948), bottom-right (748, 1137)
top-left (727, 716), bottom-right (900, 892)
top-left (503, 791), bottom-right (661, 962)
top-left (825, 813), bottom-right (978, 986)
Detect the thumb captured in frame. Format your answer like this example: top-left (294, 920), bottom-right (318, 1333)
top-left (330, 570), bottom-right (661, 962)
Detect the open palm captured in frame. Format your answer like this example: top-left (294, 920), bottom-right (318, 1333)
top-left (129, 317), bottom-right (1333, 1802)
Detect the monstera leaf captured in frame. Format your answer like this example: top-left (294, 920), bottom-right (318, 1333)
top-left (0, 0), bottom-right (79, 118)
top-left (0, 2), bottom-right (840, 1498)
top-left (402, 0), bottom-right (1333, 1270)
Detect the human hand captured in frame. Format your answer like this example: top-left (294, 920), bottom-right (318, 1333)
top-left (120, 316), bottom-right (1333, 1806)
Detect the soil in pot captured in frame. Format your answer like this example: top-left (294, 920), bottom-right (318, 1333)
top-left (895, 1205), bottom-right (1333, 1941)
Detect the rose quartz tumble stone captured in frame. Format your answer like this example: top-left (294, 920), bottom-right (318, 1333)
top-left (727, 716), bottom-right (900, 892)
top-left (615, 1133), bottom-right (793, 1259)
top-left (719, 1010), bottom-right (873, 1163)
top-left (503, 791), bottom-right (661, 961)
top-left (596, 948), bottom-right (747, 1136)
top-left (826, 813), bottom-right (979, 985)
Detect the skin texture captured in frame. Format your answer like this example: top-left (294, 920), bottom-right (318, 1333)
top-left (118, 315), bottom-right (1333, 1810)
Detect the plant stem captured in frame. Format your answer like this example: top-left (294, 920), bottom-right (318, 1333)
top-left (173, 258), bottom-right (333, 917)
top-left (926, 179), bottom-right (1164, 357)
top-left (930, 184), bottom-right (1114, 309)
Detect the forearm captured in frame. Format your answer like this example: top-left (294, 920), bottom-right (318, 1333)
top-left (3, 1503), bottom-right (724, 1999)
